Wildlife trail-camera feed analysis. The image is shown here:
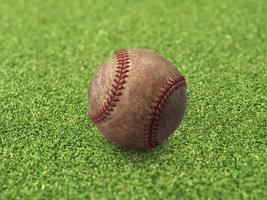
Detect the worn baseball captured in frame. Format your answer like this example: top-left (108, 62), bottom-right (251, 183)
top-left (88, 49), bottom-right (187, 150)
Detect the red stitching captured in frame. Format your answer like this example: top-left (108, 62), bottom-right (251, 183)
top-left (89, 49), bottom-right (130, 123)
top-left (143, 75), bottom-right (186, 149)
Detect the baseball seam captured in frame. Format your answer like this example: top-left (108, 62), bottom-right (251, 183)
top-left (143, 74), bottom-right (186, 149)
top-left (89, 49), bottom-right (130, 123)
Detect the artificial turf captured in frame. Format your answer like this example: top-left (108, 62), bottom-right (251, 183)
top-left (0, 0), bottom-right (266, 199)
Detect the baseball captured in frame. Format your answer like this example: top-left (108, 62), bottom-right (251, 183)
top-left (88, 49), bottom-right (187, 150)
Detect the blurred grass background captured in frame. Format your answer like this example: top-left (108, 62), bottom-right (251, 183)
top-left (0, 0), bottom-right (266, 199)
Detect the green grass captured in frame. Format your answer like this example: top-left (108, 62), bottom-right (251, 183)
top-left (0, 0), bottom-right (266, 199)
